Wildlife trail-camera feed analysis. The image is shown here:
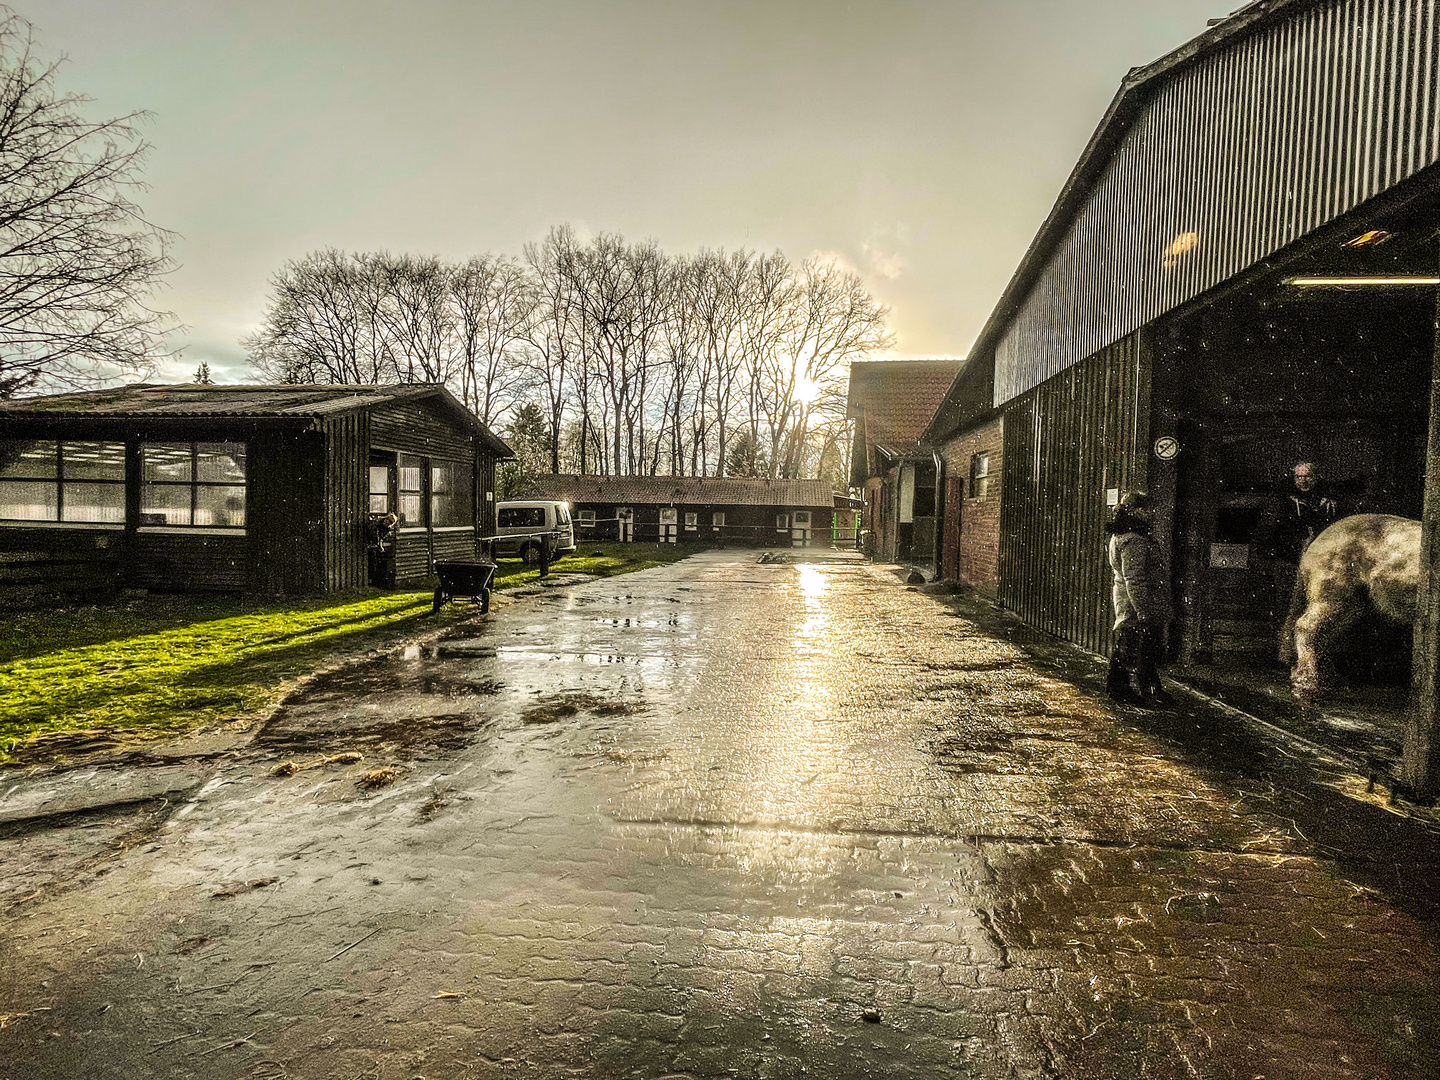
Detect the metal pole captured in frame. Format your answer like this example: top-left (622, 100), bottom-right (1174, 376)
top-left (1403, 272), bottom-right (1440, 801)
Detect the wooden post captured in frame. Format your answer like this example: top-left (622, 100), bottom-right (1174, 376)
top-left (1403, 279), bottom-right (1440, 802)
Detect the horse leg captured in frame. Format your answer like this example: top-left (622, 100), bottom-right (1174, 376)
top-left (1277, 563), bottom-right (1306, 665)
top-left (1291, 589), bottom-right (1363, 702)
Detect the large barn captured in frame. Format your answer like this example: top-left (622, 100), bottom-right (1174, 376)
top-left (920, 0), bottom-right (1440, 791)
top-left (0, 383), bottom-right (513, 596)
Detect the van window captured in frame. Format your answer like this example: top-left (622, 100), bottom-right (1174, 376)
top-left (556, 503), bottom-right (571, 524)
top-left (498, 506), bottom-right (546, 528)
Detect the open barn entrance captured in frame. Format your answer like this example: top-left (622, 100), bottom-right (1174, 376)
top-left (1153, 205), bottom-right (1438, 766)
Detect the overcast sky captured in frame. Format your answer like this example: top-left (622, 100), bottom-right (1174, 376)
top-left (25, 0), bottom-right (1231, 382)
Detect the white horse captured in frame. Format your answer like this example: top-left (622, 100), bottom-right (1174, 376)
top-left (1279, 514), bottom-right (1421, 701)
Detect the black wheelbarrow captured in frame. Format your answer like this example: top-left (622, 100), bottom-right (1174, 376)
top-left (432, 559), bottom-right (497, 614)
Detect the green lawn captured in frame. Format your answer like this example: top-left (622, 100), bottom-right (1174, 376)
top-left (0, 542), bottom-right (703, 764)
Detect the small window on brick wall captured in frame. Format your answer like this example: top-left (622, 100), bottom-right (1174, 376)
top-left (969, 452), bottom-right (992, 500)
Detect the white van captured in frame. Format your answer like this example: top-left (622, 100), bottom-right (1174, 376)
top-left (494, 500), bottom-right (576, 563)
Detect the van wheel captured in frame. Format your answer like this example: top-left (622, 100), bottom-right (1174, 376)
top-left (521, 543), bottom-right (540, 566)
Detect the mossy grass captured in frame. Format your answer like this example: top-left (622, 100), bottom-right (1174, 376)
top-left (0, 541), bottom-right (703, 763)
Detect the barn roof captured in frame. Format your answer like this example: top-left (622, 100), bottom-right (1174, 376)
top-left (0, 383), bottom-right (514, 456)
top-left (529, 474), bottom-right (838, 508)
top-left (845, 359), bottom-right (964, 459)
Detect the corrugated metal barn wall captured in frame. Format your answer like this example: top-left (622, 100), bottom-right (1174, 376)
top-left (998, 333), bottom-right (1151, 655)
top-left (996, 0), bottom-right (1440, 404)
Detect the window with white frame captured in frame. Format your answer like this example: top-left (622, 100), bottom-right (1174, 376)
top-left (711, 511), bottom-right (725, 530)
top-left (398, 454), bottom-right (424, 525)
top-left (684, 512), bottom-right (697, 530)
top-left (577, 509), bottom-right (596, 526)
top-left (970, 452), bottom-right (992, 499)
top-left (776, 513), bottom-right (790, 531)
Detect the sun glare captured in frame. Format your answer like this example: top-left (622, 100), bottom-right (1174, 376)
top-left (795, 376), bottom-right (820, 405)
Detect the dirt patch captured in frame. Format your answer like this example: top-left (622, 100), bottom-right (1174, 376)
top-left (291, 658), bottom-right (502, 703)
top-left (357, 767), bottom-right (402, 789)
top-left (521, 693), bottom-right (647, 725)
top-left (259, 713), bottom-right (486, 758)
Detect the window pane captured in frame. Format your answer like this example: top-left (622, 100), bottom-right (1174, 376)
top-left (196, 442), bottom-right (245, 483)
top-left (399, 493), bottom-right (422, 524)
top-left (712, 512), bottom-right (725, 526)
top-left (0, 440), bottom-right (57, 480)
top-left (61, 482), bottom-right (125, 523)
top-left (430, 463), bottom-right (474, 527)
top-left (61, 442), bottom-right (126, 481)
top-left (195, 485), bottom-right (246, 527)
top-left (141, 484), bottom-right (191, 525)
top-left (0, 479), bottom-right (58, 520)
top-left (369, 493), bottom-right (390, 514)
top-left (144, 443), bottom-right (192, 482)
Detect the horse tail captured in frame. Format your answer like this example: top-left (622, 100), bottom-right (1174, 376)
top-left (1278, 564), bottom-right (1307, 665)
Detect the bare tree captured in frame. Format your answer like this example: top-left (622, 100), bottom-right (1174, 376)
top-left (522, 227), bottom-right (580, 473)
top-left (0, 11), bottom-right (176, 395)
top-left (378, 253), bottom-right (454, 385)
top-left (246, 249), bottom-right (376, 383)
top-left (770, 255), bottom-right (892, 477)
top-left (449, 253), bottom-right (531, 428)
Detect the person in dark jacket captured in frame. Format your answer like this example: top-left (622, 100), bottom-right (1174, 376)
top-left (1106, 490), bottom-right (1173, 707)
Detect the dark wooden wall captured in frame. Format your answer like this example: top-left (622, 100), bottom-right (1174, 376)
top-left (0, 528), bottom-right (123, 601)
top-left (321, 412), bottom-right (369, 592)
top-left (131, 533), bottom-right (247, 591)
top-left (998, 332), bottom-right (1151, 656)
top-left (249, 430), bottom-right (325, 594)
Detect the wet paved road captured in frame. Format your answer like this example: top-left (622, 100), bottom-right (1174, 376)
top-left (2, 550), bottom-right (1440, 1079)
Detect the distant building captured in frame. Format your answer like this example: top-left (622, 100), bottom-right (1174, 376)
top-left (0, 383), bottom-right (512, 597)
top-left (527, 474), bottom-right (844, 548)
top-left (845, 359), bottom-right (964, 566)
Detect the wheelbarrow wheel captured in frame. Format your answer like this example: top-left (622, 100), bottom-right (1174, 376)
top-left (432, 586), bottom-right (444, 613)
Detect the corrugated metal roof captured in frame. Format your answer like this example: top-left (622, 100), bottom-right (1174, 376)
top-left (960, 0), bottom-right (1440, 406)
top-left (0, 383), bottom-right (437, 417)
top-left (528, 474), bottom-right (837, 508)
top-left (845, 359), bottom-right (964, 457)
top-left (0, 382), bottom-right (516, 458)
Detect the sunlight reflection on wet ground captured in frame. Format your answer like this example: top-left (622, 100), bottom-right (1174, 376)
top-left (1, 551), bottom-right (1438, 1079)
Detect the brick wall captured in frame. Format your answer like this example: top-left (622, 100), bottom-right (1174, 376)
top-left (940, 416), bottom-right (1003, 594)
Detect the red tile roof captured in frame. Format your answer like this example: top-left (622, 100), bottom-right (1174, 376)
top-left (846, 359), bottom-right (964, 457)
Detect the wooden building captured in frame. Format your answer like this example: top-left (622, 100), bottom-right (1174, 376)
top-left (845, 359), bottom-right (964, 566)
top-left (919, 0), bottom-right (1440, 790)
top-left (0, 383), bottom-right (512, 597)
top-left (527, 475), bottom-right (839, 547)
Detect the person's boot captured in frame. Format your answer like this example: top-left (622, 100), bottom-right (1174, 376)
top-left (1107, 657), bottom-right (1145, 705)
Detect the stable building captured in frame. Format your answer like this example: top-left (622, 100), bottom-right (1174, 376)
top-left (845, 359), bottom-right (964, 565)
top-left (527, 475), bottom-right (840, 547)
top-left (0, 383), bottom-right (513, 596)
top-left (920, 0), bottom-right (1440, 791)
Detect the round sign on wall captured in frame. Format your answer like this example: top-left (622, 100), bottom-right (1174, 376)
top-left (1153, 436), bottom-right (1180, 461)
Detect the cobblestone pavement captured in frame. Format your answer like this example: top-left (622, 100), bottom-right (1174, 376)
top-left (2, 550), bottom-right (1439, 1079)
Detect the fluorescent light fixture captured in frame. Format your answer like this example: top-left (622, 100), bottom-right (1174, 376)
top-left (1283, 275), bottom-right (1440, 286)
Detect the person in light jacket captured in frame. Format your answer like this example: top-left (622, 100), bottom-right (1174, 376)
top-left (1106, 490), bottom-right (1173, 707)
